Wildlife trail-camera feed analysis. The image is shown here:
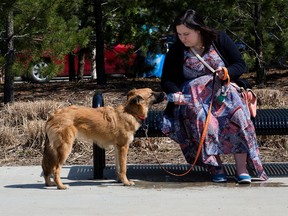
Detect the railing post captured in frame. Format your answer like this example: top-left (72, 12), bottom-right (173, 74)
top-left (92, 92), bottom-right (105, 179)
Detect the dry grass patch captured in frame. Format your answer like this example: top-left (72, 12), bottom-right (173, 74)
top-left (0, 86), bottom-right (287, 166)
top-left (0, 99), bottom-right (96, 166)
top-left (254, 88), bottom-right (287, 108)
top-left (0, 100), bottom-right (66, 165)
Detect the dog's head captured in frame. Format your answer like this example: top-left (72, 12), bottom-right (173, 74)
top-left (125, 88), bottom-right (165, 120)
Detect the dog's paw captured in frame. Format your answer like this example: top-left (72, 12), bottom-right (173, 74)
top-left (57, 184), bottom-right (70, 190)
top-left (124, 180), bottom-right (135, 186)
top-left (45, 182), bottom-right (57, 187)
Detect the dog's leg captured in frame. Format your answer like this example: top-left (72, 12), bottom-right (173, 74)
top-left (42, 162), bottom-right (56, 187)
top-left (42, 136), bottom-right (57, 187)
top-left (42, 138), bottom-right (70, 189)
top-left (52, 141), bottom-right (74, 190)
top-left (116, 145), bottom-right (134, 186)
top-left (44, 176), bottom-right (56, 187)
top-left (42, 164), bottom-right (56, 187)
top-left (53, 165), bottom-right (69, 190)
top-left (115, 148), bottom-right (120, 182)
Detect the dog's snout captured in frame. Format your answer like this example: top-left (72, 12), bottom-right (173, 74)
top-left (160, 92), bottom-right (166, 100)
top-left (154, 91), bottom-right (166, 103)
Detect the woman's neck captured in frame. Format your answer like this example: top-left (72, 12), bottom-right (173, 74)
top-left (190, 46), bottom-right (205, 55)
top-left (191, 45), bottom-right (204, 51)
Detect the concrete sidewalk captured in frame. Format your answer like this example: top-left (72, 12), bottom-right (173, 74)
top-left (0, 165), bottom-right (288, 216)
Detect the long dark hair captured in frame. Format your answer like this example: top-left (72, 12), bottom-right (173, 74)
top-left (173, 9), bottom-right (218, 52)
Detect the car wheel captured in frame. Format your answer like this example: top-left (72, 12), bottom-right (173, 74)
top-left (29, 62), bottom-right (51, 83)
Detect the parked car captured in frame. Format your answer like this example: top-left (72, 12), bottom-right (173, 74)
top-left (21, 44), bottom-right (137, 83)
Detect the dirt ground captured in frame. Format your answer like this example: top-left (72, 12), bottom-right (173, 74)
top-left (0, 69), bottom-right (288, 167)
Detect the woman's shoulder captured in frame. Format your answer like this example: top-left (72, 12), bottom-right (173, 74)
top-left (166, 40), bottom-right (185, 61)
top-left (216, 31), bottom-right (231, 42)
top-left (215, 31), bottom-right (235, 46)
top-left (170, 40), bottom-right (186, 52)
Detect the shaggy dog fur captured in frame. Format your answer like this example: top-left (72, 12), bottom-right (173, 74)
top-left (42, 88), bottom-right (165, 189)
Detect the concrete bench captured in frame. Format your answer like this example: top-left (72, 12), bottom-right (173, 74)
top-left (92, 93), bottom-right (288, 179)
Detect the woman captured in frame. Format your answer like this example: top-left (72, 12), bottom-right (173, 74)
top-left (161, 9), bottom-right (268, 183)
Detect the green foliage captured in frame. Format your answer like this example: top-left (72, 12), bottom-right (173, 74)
top-left (99, 0), bottom-right (288, 82)
top-left (1, 0), bottom-right (288, 82)
top-left (242, 52), bottom-right (256, 70)
top-left (0, 56), bottom-right (5, 69)
top-left (103, 0), bottom-right (187, 54)
top-left (0, 0), bottom-right (91, 77)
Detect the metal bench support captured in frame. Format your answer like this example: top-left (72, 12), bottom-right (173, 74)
top-left (92, 92), bottom-right (106, 179)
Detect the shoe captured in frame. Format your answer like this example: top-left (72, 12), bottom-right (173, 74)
top-left (212, 173), bottom-right (227, 183)
top-left (237, 174), bottom-right (252, 184)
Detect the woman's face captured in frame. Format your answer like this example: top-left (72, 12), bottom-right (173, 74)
top-left (176, 24), bottom-right (202, 48)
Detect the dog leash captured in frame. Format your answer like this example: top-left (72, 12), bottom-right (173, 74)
top-left (144, 73), bottom-right (217, 177)
top-left (145, 48), bottom-right (230, 177)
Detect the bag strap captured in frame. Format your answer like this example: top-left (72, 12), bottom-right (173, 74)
top-left (190, 48), bottom-right (215, 73)
top-left (191, 48), bottom-right (230, 84)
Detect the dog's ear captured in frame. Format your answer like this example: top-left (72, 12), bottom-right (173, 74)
top-left (127, 88), bottom-right (137, 99)
top-left (130, 95), bottom-right (144, 104)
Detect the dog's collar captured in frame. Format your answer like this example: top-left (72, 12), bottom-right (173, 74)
top-left (134, 115), bottom-right (147, 129)
top-left (137, 115), bottom-right (146, 120)
top-left (135, 115), bottom-right (146, 124)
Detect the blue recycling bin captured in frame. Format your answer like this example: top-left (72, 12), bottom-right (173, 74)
top-left (143, 53), bottom-right (166, 78)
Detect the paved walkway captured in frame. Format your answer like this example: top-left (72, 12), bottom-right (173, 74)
top-left (1, 165), bottom-right (288, 216)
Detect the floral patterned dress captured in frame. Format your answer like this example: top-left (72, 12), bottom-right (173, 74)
top-left (161, 46), bottom-right (268, 180)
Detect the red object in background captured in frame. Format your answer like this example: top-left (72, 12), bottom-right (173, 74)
top-left (58, 44), bottom-right (136, 76)
top-left (105, 44), bottom-right (136, 74)
top-left (19, 44), bottom-right (137, 82)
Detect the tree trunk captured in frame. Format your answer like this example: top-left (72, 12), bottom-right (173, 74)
top-left (4, 10), bottom-right (15, 104)
top-left (68, 52), bottom-right (76, 82)
top-left (254, 1), bottom-right (266, 86)
top-left (77, 48), bottom-right (85, 81)
top-left (94, 0), bottom-right (106, 85)
top-left (78, 0), bottom-right (90, 81)
top-left (90, 42), bottom-right (97, 79)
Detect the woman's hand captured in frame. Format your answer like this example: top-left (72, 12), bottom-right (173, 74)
top-left (215, 67), bottom-right (229, 80)
top-left (173, 92), bottom-right (190, 105)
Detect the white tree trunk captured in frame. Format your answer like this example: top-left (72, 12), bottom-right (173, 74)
top-left (90, 47), bottom-right (97, 79)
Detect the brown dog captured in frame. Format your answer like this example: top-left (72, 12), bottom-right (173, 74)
top-left (42, 88), bottom-right (165, 189)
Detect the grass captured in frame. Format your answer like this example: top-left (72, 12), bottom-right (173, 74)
top-left (0, 87), bottom-right (287, 166)
top-left (0, 100), bottom-right (64, 163)
top-left (254, 88), bottom-right (287, 108)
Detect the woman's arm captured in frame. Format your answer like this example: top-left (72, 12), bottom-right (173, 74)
top-left (214, 31), bottom-right (247, 81)
top-left (161, 42), bottom-right (184, 93)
